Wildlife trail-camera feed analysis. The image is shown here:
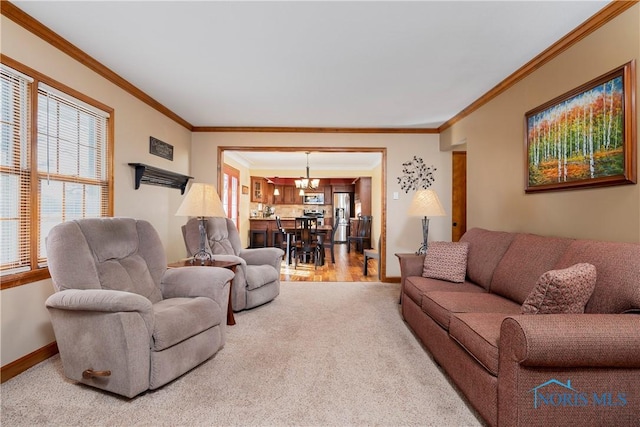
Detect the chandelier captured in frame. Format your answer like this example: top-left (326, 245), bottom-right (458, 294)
top-left (295, 152), bottom-right (320, 191)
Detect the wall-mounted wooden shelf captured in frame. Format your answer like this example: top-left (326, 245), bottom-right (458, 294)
top-left (128, 163), bottom-right (193, 194)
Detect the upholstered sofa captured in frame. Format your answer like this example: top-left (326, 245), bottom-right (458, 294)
top-left (399, 228), bottom-right (640, 426)
top-left (182, 217), bottom-right (283, 312)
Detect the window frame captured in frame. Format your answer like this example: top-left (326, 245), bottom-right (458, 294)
top-left (1, 56), bottom-right (114, 289)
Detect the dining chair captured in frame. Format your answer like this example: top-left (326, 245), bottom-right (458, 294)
top-left (347, 215), bottom-right (372, 253)
top-left (364, 236), bottom-right (381, 279)
top-left (292, 217), bottom-right (320, 269)
top-left (323, 218), bottom-right (340, 263)
top-left (273, 216), bottom-right (294, 264)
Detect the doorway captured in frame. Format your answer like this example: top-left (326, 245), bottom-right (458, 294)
top-left (218, 146), bottom-right (387, 281)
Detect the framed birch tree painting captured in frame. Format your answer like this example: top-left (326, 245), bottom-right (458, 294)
top-left (525, 61), bottom-right (636, 193)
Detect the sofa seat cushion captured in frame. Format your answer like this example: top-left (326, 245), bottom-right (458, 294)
top-left (421, 291), bottom-right (521, 331)
top-left (152, 297), bottom-right (221, 351)
top-left (449, 313), bottom-right (511, 376)
top-left (245, 265), bottom-right (279, 291)
top-left (404, 276), bottom-right (486, 306)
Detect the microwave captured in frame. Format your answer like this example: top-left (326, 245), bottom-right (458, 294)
top-left (302, 193), bottom-right (324, 205)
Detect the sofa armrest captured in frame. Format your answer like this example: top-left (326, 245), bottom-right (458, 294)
top-left (161, 266), bottom-right (234, 310)
top-left (209, 254), bottom-right (246, 268)
top-left (46, 288), bottom-right (152, 313)
top-left (501, 314), bottom-right (640, 368)
top-left (46, 289), bottom-right (154, 397)
top-left (238, 247), bottom-right (284, 270)
top-left (46, 289), bottom-right (154, 334)
top-left (398, 253), bottom-right (425, 284)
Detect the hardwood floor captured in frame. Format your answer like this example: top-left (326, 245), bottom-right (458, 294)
top-left (280, 242), bottom-right (379, 282)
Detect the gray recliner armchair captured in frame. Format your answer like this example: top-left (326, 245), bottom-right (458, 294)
top-left (45, 218), bottom-right (234, 398)
top-left (182, 217), bottom-right (283, 312)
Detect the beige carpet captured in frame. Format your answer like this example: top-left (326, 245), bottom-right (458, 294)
top-left (1, 282), bottom-right (482, 426)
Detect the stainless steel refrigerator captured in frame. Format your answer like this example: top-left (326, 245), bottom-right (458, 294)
top-left (333, 193), bottom-right (350, 243)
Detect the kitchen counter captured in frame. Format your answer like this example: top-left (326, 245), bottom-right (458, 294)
top-left (250, 217), bottom-right (332, 221)
top-left (249, 217), bottom-right (332, 247)
top-left (250, 217), bottom-right (290, 220)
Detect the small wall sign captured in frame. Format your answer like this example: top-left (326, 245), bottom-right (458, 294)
top-left (149, 136), bottom-right (174, 161)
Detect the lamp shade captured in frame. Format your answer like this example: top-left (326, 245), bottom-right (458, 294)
top-left (175, 183), bottom-right (226, 218)
top-left (408, 189), bottom-right (446, 217)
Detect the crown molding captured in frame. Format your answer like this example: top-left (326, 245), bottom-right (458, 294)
top-left (1, 0), bottom-right (193, 130)
top-left (192, 126), bottom-right (438, 134)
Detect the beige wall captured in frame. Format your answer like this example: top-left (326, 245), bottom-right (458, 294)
top-left (440, 5), bottom-right (640, 243)
top-left (191, 132), bottom-right (451, 278)
top-left (1, 17), bottom-right (192, 366)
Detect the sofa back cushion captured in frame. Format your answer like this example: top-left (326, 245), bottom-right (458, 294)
top-left (460, 228), bottom-right (515, 290)
top-left (183, 217), bottom-right (239, 257)
top-left (490, 233), bottom-right (574, 304)
top-left (554, 240), bottom-right (640, 314)
top-left (205, 217), bottom-right (239, 256)
top-left (47, 218), bottom-right (164, 303)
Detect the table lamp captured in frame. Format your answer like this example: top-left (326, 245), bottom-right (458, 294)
top-left (175, 183), bottom-right (226, 264)
top-left (407, 189), bottom-right (446, 254)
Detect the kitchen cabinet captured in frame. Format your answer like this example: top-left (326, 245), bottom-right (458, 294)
top-left (267, 185), bottom-right (301, 205)
top-left (272, 185), bottom-right (284, 204)
top-left (324, 186), bottom-right (332, 203)
top-left (283, 186), bottom-right (300, 204)
top-left (354, 177), bottom-right (372, 216)
top-left (332, 184), bottom-right (354, 193)
top-left (264, 183), bottom-right (275, 205)
top-left (250, 176), bottom-right (265, 202)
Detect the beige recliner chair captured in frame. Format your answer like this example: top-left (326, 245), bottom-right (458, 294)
top-left (182, 217), bottom-right (283, 311)
top-left (45, 217), bottom-right (234, 398)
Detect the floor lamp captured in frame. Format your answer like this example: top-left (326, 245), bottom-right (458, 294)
top-left (175, 182), bottom-right (227, 265)
top-left (407, 189), bottom-right (446, 254)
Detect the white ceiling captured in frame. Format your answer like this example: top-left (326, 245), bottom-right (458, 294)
top-left (224, 150), bottom-right (382, 172)
top-left (14, 0), bottom-right (609, 130)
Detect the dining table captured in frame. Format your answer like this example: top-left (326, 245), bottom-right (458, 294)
top-left (282, 224), bottom-right (333, 266)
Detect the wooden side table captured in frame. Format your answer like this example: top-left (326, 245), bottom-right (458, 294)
top-left (167, 258), bottom-right (241, 326)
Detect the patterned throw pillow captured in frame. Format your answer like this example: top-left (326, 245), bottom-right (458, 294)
top-left (521, 263), bottom-right (597, 314)
top-left (422, 241), bottom-right (469, 283)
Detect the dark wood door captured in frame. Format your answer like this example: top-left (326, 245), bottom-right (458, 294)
top-left (452, 151), bottom-right (467, 242)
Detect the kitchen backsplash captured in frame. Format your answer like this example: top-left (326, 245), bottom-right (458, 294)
top-left (249, 203), bottom-right (332, 218)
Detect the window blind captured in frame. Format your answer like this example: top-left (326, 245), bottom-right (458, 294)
top-left (0, 66), bottom-right (32, 275)
top-left (36, 83), bottom-right (110, 265)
